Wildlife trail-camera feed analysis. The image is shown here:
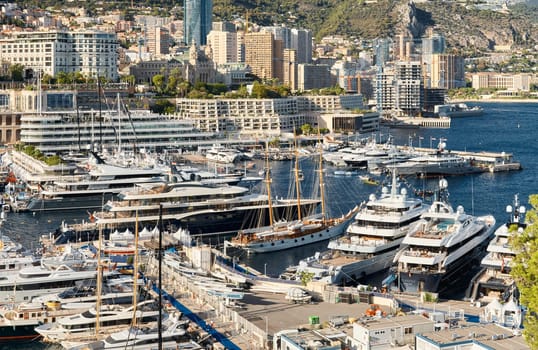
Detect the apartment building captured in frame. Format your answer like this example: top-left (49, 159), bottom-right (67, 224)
top-left (471, 73), bottom-right (532, 91)
top-left (376, 62), bottom-right (423, 117)
top-left (175, 94), bottom-right (366, 136)
top-left (0, 30), bottom-right (118, 81)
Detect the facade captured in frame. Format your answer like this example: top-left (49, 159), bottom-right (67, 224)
top-left (375, 66), bottom-right (396, 115)
top-left (207, 28), bottom-right (239, 65)
top-left (374, 38), bottom-right (391, 67)
top-left (394, 61), bottom-right (423, 117)
top-left (331, 61), bottom-right (363, 93)
top-left (146, 26), bottom-right (170, 56)
top-left (282, 49), bottom-right (297, 91)
top-left (430, 54), bottom-right (465, 89)
top-left (297, 64), bottom-right (332, 91)
top-left (244, 32), bottom-right (275, 80)
top-left (291, 28), bottom-right (313, 64)
top-left (349, 315), bottom-right (435, 350)
top-left (471, 73), bottom-right (532, 91)
top-left (319, 112), bottom-right (379, 134)
top-left (0, 30), bottom-right (118, 81)
top-left (183, 0), bottom-right (212, 46)
top-left (214, 63), bottom-right (252, 87)
top-left (263, 26), bottom-right (291, 49)
top-left (129, 59), bottom-right (186, 84)
top-left (175, 94), bottom-right (365, 136)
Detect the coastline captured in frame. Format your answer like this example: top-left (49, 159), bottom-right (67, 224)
top-left (450, 98), bottom-right (538, 103)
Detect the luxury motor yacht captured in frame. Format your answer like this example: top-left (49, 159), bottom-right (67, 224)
top-left (293, 169), bottom-right (429, 285)
top-left (24, 152), bottom-right (168, 212)
top-left (466, 194), bottom-right (526, 303)
top-left (35, 300), bottom-right (162, 343)
top-left (387, 179), bottom-right (496, 296)
top-left (0, 265), bottom-right (118, 304)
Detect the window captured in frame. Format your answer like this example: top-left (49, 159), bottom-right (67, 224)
top-left (404, 327), bottom-right (412, 335)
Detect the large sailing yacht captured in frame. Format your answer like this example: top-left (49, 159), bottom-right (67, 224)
top-left (226, 143), bottom-right (358, 254)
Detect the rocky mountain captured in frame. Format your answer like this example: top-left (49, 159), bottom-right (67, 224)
top-left (213, 0), bottom-right (538, 51)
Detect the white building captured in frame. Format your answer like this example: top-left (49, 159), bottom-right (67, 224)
top-left (175, 94), bottom-right (366, 136)
top-left (0, 30), bottom-right (118, 81)
top-left (349, 315), bottom-right (435, 350)
top-left (416, 322), bottom-right (529, 350)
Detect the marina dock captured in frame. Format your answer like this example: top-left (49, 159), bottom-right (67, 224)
top-left (141, 246), bottom-right (496, 349)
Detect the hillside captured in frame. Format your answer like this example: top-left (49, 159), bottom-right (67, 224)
top-left (212, 0), bottom-right (538, 50)
top-left (15, 0), bottom-right (538, 50)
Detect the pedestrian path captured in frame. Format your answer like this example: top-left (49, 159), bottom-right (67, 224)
top-left (151, 284), bottom-right (242, 350)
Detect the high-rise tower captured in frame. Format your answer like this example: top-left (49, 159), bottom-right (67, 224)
top-left (184, 0), bottom-right (213, 46)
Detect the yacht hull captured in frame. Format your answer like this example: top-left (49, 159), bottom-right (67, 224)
top-left (395, 235), bottom-right (491, 296)
top-left (0, 324), bottom-right (40, 342)
top-left (230, 216), bottom-right (353, 254)
top-left (298, 248), bottom-right (396, 285)
top-left (330, 250), bottom-right (396, 285)
top-left (54, 202), bottom-right (320, 244)
top-left (26, 193), bottom-right (118, 212)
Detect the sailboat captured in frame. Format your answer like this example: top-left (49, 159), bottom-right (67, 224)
top-left (63, 210), bottom-right (192, 350)
top-left (226, 138), bottom-right (359, 254)
top-left (37, 220), bottom-right (159, 345)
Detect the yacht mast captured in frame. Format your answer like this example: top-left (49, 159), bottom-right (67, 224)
top-left (293, 132), bottom-right (302, 221)
top-left (95, 224), bottom-right (103, 337)
top-left (131, 211), bottom-right (139, 328)
top-left (117, 94), bottom-right (122, 155)
top-left (264, 141), bottom-right (274, 227)
top-left (318, 131), bottom-right (326, 222)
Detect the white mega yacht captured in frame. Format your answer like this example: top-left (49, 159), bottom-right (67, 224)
top-left (294, 170), bottom-right (429, 285)
top-left (389, 179), bottom-right (496, 295)
top-left (0, 265), bottom-right (118, 304)
top-left (467, 194), bottom-right (526, 302)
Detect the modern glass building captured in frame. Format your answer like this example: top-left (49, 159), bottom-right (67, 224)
top-left (184, 0), bottom-right (213, 46)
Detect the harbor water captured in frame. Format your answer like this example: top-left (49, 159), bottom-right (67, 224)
top-left (1, 102), bottom-right (537, 349)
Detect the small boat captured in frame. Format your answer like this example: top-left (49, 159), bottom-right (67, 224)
top-left (0, 302), bottom-right (88, 342)
top-left (63, 312), bottom-right (194, 350)
top-left (359, 175), bottom-right (379, 186)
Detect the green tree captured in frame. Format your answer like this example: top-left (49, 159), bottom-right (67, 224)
top-left (511, 194), bottom-right (538, 348)
top-left (56, 71), bottom-right (69, 84)
top-left (301, 123), bottom-right (313, 136)
top-left (41, 73), bottom-right (55, 85)
top-left (251, 81), bottom-right (268, 98)
top-left (152, 74), bottom-right (165, 95)
top-left (151, 99), bottom-right (175, 114)
top-left (8, 64), bottom-right (25, 81)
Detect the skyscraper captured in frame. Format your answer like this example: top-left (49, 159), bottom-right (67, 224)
top-left (184, 0), bottom-right (213, 46)
top-left (207, 22), bottom-right (238, 65)
top-left (245, 32), bottom-right (275, 80)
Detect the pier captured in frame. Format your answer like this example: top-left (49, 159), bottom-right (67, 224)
top-left (140, 246), bottom-right (498, 349)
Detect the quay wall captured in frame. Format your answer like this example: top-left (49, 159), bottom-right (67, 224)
top-left (144, 254), bottom-right (269, 349)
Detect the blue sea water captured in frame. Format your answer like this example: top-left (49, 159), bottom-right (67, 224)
top-left (242, 102), bottom-right (538, 276)
top-left (1, 102), bottom-right (536, 349)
